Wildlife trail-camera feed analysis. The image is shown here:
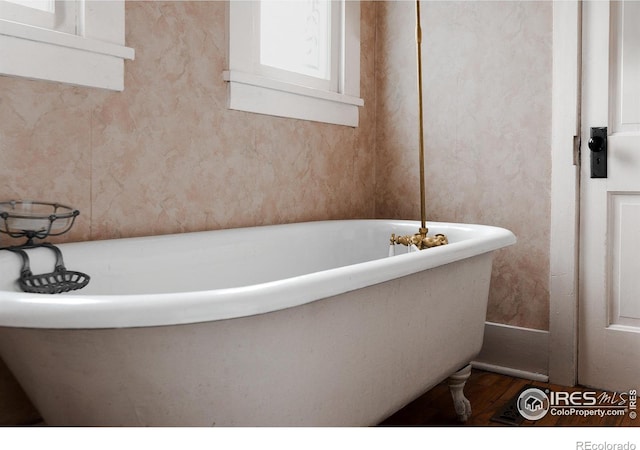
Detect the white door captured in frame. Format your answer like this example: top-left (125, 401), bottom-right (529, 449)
top-left (580, 0), bottom-right (640, 391)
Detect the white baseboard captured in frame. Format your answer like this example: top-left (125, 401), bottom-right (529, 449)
top-left (472, 322), bottom-right (549, 382)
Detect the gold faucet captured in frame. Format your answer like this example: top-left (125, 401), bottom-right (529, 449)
top-left (390, 227), bottom-right (448, 250)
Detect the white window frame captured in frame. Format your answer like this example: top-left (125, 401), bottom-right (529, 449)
top-left (0, 0), bottom-right (78, 34)
top-left (0, 0), bottom-right (134, 91)
top-left (224, 0), bottom-right (363, 127)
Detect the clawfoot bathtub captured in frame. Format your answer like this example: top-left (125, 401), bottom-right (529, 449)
top-left (0, 220), bottom-right (514, 426)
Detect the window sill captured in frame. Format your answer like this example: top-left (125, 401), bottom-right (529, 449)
top-left (223, 70), bottom-right (364, 127)
top-left (0, 20), bottom-right (135, 91)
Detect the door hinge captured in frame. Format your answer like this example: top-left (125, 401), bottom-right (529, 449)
top-left (573, 135), bottom-right (581, 166)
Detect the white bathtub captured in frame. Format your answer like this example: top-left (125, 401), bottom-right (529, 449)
top-left (0, 219), bottom-right (514, 426)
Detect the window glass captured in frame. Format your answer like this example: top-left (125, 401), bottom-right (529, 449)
top-left (259, 0), bottom-right (332, 81)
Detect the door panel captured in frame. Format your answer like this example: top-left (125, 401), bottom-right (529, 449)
top-left (611, 1), bottom-right (640, 132)
top-left (580, 0), bottom-right (640, 391)
top-left (609, 192), bottom-right (640, 327)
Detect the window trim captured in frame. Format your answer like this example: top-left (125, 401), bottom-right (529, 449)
top-left (0, 0), bottom-right (134, 91)
top-left (224, 0), bottom-right (363, 127)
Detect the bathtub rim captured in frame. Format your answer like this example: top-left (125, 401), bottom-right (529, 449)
top-left (0, 219), bottom-right (515, 329)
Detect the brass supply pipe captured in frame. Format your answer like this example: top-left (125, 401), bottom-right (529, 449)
top-left (388, 1), bottom-right (448, 252)
top-left (416, 0), bottom-right (426, 230)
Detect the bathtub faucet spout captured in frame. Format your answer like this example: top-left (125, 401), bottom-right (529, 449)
top-left (390, 227), bottom-right (448, 250)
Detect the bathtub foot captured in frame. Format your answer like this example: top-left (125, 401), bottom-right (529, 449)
top-left (447, 364), bottom-right (472, 422)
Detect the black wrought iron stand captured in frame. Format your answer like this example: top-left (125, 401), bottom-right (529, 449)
top-left (0, 200), bottom-right (90, 294)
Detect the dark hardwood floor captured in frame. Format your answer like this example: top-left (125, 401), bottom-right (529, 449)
top-left (380, 369), bottom-right (639, 427)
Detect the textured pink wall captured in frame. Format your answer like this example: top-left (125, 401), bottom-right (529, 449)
top-left (375, 1), bottom-right (552, 331)
top-left (0, 1), bottom-right (377, 244)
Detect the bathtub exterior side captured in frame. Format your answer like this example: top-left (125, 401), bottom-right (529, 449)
top-left (0, 252), bottom-right (493, 426)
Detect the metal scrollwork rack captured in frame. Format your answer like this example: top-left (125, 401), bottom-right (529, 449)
top-left (0, 200), bottom-right (90, 294)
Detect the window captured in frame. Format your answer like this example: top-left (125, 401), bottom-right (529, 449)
top-left (0, 0), bottom-right (134, 91)
top-left (0, 0), bottom-right (78, 34)
top-left (224, 0), bottom-right (363, 127)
